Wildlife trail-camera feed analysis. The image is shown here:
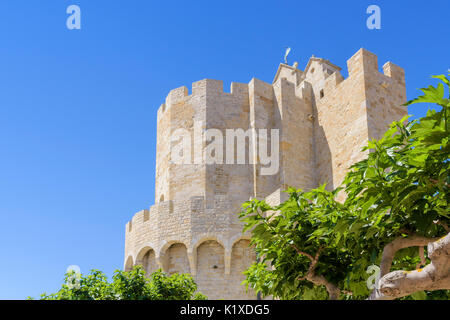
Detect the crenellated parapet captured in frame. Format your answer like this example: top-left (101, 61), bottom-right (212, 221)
top-left (157, 79), bottom-right (251, 120)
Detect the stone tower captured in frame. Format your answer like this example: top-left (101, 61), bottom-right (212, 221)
top-left (124, 48), bottom-right (407, 299)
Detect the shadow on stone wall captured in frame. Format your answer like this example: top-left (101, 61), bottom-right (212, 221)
top-left (315, 123), bottom-right (334, 191)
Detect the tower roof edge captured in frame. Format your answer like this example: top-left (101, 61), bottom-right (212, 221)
top-left (272, 63), bottom-right (303, 84)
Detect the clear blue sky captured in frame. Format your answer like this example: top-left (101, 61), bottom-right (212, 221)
top-left (0, 0), bottom-right (448, 299)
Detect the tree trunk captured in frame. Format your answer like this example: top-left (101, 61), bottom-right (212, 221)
top-left (369, 232), bottom-right (450, 300)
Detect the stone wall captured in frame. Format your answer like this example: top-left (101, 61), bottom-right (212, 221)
top-left (124, 196), bottom-right (256, 299)
top-left (124, 48), bottom-right (407, 300)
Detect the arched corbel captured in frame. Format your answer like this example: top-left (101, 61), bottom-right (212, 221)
top-left (224, 248), bottom-right (232, 275)
top-left (187, 248), bottom-right (197, 276)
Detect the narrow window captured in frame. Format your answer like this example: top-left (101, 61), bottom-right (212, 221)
top-left (320, 89), bottom-right (324, 98)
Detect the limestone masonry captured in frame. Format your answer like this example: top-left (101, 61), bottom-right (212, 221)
top-left (124, 48), bottom-right (407, 299)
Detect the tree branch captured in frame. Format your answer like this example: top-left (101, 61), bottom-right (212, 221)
top-left (305, 273), bottom-right (341, 300)
top-left (416, 246), bottom-right (426, 269)
top-left (290, 244), bottom-right (314, 261)
top-left (369, 232), bottom-right (450, 300)
top-left (434, 220), bottom-right (450, 233)
top-left (292, 246), bottom-right (341, 299)
top-left (379, 234), bottom-right (441, 277)
top-left (430, 178), bottom-right (449, 188)
top-left (307, 247), bottom-right (323, 274)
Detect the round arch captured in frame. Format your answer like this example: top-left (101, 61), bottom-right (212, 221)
top-left (135, 245), bottom-right (157, 263)
top-left (229, 234), bottom-right (252, 249)
top-left (191, 233), bottom-right (227, 252)
top-left (159, 240), bottom-right (190, 275)
top-left (158, 239), bottom-right (189, 258)
top-left (134, 244), bottom-right (158, 275)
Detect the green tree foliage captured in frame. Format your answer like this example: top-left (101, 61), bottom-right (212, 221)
top-left (239, 73), bottom-right (450, 300)
top-left (32, 266), bottom-right (207, 300)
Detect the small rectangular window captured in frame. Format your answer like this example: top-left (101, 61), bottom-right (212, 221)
top-left (320, 89), bottom-right (324, 98)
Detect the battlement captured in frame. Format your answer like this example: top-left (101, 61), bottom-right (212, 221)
top-left (156, 49), bottom-right (405, 120)
top-left (126, 195), bottom-right (233, 234)
top-left (382, 61), bottom-right (405, 86)
top-left (157, 79), bottom-right (251, 120)
top-left (347, 48), bottom-right (405, 84)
